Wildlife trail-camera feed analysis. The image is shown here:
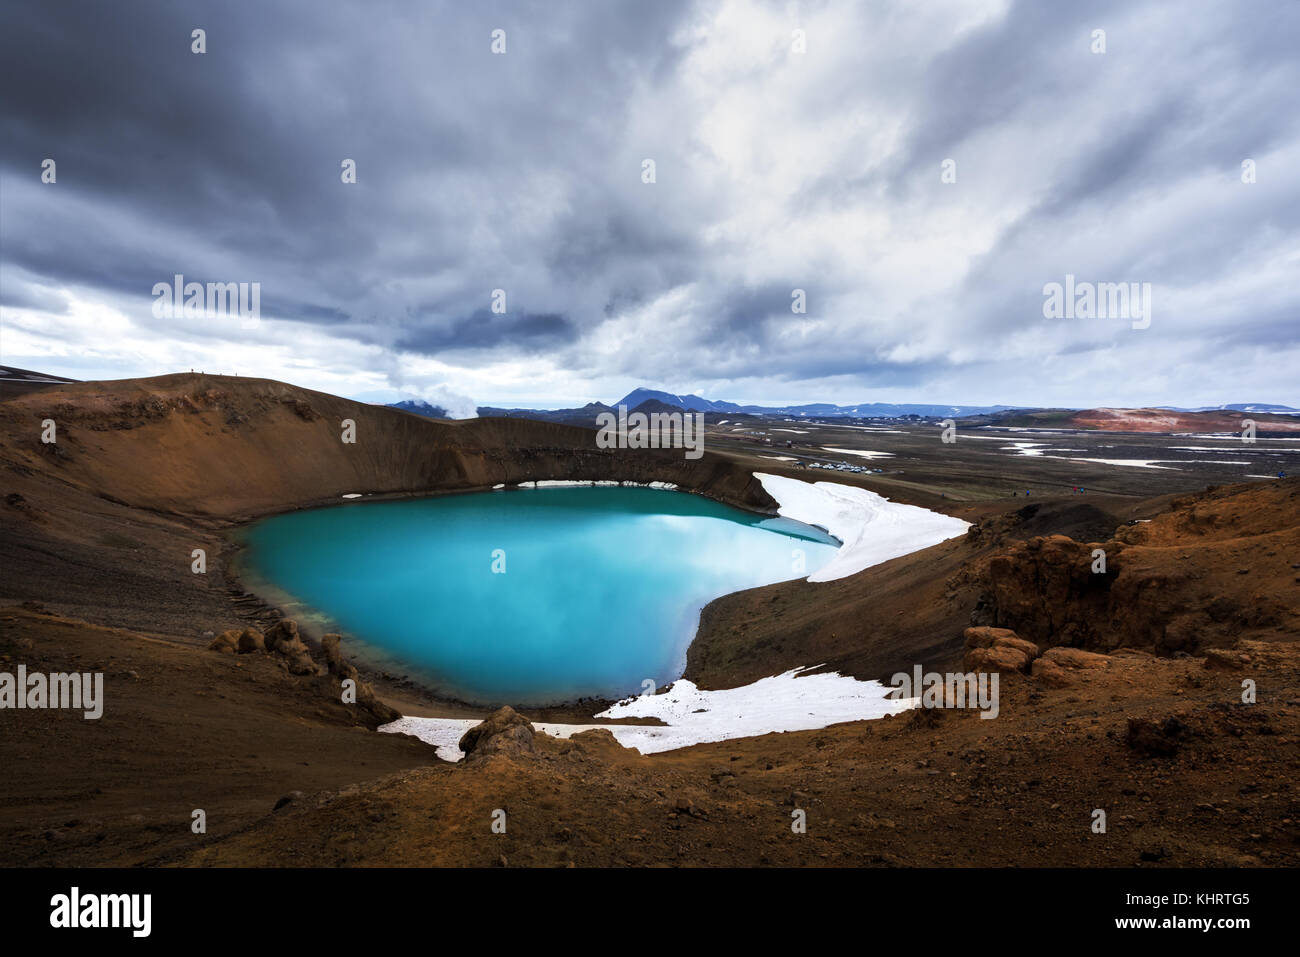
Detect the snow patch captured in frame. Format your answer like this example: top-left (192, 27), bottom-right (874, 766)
top-left (820, 446), bottom-right (894, 460)
top-left (379, 666), bottom-right (917, 761)
top-left (755, 472), bottom-right (969, 582)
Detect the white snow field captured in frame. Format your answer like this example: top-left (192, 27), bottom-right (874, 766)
top-left (754, 472), bottom-right (969, 582)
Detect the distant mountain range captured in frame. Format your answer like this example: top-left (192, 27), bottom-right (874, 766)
top-left (387, 387), bottom-right (1299, 423)
top-left (4, 369), bottom-right (1296, 421)
top-left (611, 388), bottom-right (1020, 419)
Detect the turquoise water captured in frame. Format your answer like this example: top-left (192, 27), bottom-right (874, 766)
top-left (242, 486), bottom-right (839, 705)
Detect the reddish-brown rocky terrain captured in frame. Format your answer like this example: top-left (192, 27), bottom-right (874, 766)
top-left (993, 406), bottom-right (1300, 433)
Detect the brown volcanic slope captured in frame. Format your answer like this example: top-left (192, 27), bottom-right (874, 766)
top-left (0, 372), bottom-right (771, 520)
top-left (1, 373), bottom-right (1298, 867)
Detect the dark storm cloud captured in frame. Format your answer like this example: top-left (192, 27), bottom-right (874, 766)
top-left (395, 309), bottom-right (578, 354)
top-left (0, 0), bottom-right (694, 352)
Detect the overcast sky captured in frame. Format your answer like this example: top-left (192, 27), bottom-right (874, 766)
top-left (1, 0), bottom-right (1297, 413)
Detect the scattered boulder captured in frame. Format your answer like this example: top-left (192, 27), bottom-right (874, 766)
top-left (236, 627), bottom-right (265, 654)
top-left (673, 796), bottom-right (707, 819)
top-left (205, 618), bottom-right (397, 722)
top-left (263, 619), bottom-right (300, 652)
top-left (207, 630), bottom-right (240, 654)
top-left (459, 706), bottom-right (536, 762)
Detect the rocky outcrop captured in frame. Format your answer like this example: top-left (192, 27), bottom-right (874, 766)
top-left (320, 633), bottom-right (344, 672)
top-left (976, 535), bottom-right (1121, 649)
top-left (262, 619), bottom-right (319, 675)
top-left (205, 619), bottom-right (398, 723)
top-left (263, 619), bottom-right (299, 651)
top-left (458, 706), bottom-right (536, 762)
top-left (317, 632), bottom-right (399, 724)
top-left (962, 626), bottom-right (1039, 673)
top-left (960, 625), bottom-right (1113, 688)
top-left (209, 625), bottom-right (268, 655)
top-left (971, 481), bottom-right (1300, 657)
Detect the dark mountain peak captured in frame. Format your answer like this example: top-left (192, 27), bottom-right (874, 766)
top-left (629, 398), bottom-right (689, 415)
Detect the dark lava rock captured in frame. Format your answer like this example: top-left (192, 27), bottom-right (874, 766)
top-left (274, 790), bottom-right (306, 811)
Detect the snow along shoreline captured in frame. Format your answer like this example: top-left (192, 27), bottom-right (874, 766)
top-left (380, 667), bottom-right (917, 761)
top-left (499, 472), bottom-right (972, 584)
top-left (753, 472), bottom-right (970, 582)
top-left (377, 475), bottom-right (965, 758)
